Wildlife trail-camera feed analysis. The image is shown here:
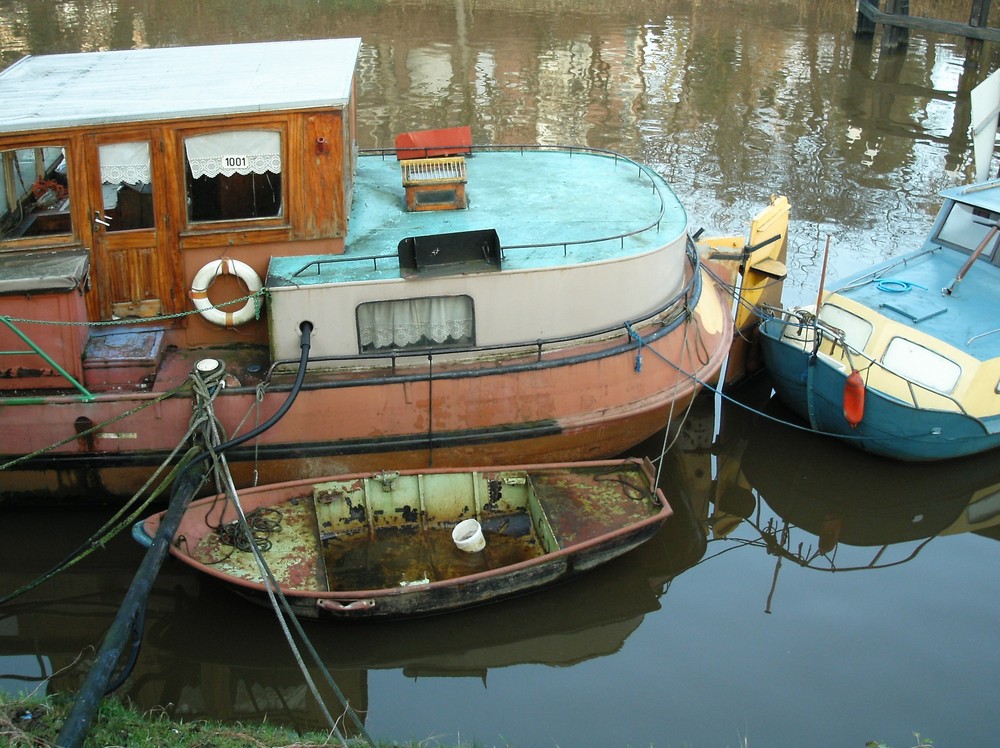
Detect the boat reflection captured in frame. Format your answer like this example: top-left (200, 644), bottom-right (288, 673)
top-left (653, 377), bottom-right (1000, 591)
top-left (0, 487), bottom-right (706, 733)
top-left (738, 395), bottom-right (1000, 559)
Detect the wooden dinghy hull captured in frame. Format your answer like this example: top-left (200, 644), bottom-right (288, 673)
top-left (140, 457), bottom-right (671, 618)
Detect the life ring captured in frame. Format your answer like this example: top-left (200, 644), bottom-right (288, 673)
top-left (190, 258), bottom-right (264, 327)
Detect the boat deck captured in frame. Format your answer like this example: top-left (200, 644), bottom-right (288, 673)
top-left (267, 148), bottom-right (688, 286)
top-left (834, 247), bottom-right (1000, 361)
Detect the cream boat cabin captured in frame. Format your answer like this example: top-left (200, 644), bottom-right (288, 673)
top-left (0, 39), bottom-right (784, 504)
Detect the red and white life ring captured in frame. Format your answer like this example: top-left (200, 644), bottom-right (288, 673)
top-left (190, 258), bottom-right (264, 327)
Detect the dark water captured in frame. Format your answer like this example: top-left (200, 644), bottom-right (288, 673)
top-left (2, 1), bottom-right (1000, 746)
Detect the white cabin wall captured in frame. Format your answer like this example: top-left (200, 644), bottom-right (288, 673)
top-left (267, 234), bottom-right (689, 361)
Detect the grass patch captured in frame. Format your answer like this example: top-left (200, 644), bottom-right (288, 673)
top-left (0, 691), bottom-right (439, 747)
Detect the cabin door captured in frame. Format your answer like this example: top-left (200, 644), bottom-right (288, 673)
top-left (87, 133), bottom-right (174, 320)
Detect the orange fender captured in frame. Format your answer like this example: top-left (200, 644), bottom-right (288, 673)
top-left (843, 369), bottom-right (865, 429)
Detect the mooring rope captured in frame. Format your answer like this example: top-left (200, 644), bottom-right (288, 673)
top-left (178, 337), bottom-right (372, 746)
top-left (624, 241), bottom-right (961, 447)
top-left (0, 357), bottom-right (250, 606)
top-left (213, 507), bottom-right (282, 553)
top-left (0, 351), bottom-right (276, 604)
top-left (0, 380), bottom-right (192, 473)
top-left (201, 406), bottom-right (374, 747)
top-left (0, 446), bottom-right (200, 606)
top-left (622, 284), bottom-right (707, 491)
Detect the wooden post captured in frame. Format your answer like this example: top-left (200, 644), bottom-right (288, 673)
top-left (882, 0), bottom-right (910, 51)
top-left (970, 0), bottom-right (992, 28)
top-left (967, 0), bottom-right (992, 63)
top-left (856, 0), bottom-right (878, 38)
top-left (856, 0), bottom-right (999, 67)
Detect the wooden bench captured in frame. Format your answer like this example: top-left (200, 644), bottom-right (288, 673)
top-left (400, 156), bottom-right (468, 212)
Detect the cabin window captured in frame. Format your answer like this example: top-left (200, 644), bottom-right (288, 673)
top-left (818, 304), bottom-right (873, 352)
top-left (966, 489), bottom-right (1000, 524)
top-left (0, 146), bottom-right (71, 242)
top-left (184, 130), bottom-right (282, 223)
top-left (100, 142), bottom-right (154, 231)
top-left (936, 202), bottom-right (1000, 259)
top-left (357, 295), bottom-right (474, 352)
top-left (882, 337), bottom-right (961, 394)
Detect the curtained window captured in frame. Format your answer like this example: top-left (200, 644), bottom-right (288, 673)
top-left (357, 296), bottom-right (474, 352)
top-left (99, 141), bottom-right (154, 231)
top-left (184, 130), bottom-right (282, 222)
top-left (100, 142), bottom-right (152, 185)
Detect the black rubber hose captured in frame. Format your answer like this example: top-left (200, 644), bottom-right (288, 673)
top-left (193, 319), bottom-right (314, 461)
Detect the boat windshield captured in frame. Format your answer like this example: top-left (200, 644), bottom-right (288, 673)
top-left (935, 200), bottom-right (1000, 260)
top-left (818, 303), bottom-right (873, 352)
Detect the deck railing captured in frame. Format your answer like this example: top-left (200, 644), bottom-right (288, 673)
top-left (275, 246), bottom-right (703, 382)
top-left (766, 307), bottom-right (973, 418)
top-left (365, 143), bottom-right (668, 253)
top-left (293, 144), bottom-right (671, 279)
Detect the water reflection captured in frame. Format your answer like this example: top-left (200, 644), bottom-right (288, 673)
top-left (737, 396), bottom-right (1000, 567)
top-left (0, 490), bottom-right (706, 733)
top-left (4, 381), bottom-right (1000, 738)
top-left (2, 382), bottom-right (999, 744)
top-left (650, 377), bottom-right (1000, 612)
top-left (2, 0), bottom-right (1000, 743)
top-left (1, 1), bottom-right (996, 267)
top-left (3, 1), bottom-right (994, 315)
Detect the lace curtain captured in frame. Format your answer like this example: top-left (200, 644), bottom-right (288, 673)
top-left (99, 142), bottom-right (152, 184)
top-left (358, 296), bottom-right (473, 350)
top-left (184, 130), bottom-right (282, 179)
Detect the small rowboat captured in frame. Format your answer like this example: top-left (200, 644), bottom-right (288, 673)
top-left (139, 457), bottom-right (671, 618)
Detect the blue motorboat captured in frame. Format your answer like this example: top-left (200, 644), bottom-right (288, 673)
top-left (761, 178), bottom-right (1000, 461)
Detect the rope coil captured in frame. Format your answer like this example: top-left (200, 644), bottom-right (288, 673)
top-left (214, 507), bottom-right (283, 552)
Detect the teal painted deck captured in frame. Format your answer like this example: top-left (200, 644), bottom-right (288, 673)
top-left (833, 247), bottom-right (1000, 362)
top-left (269, 147), bottom-right (688, 286)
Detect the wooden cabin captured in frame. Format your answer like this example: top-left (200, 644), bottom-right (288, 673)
top-left (0, 38), bottom-right (360, 388)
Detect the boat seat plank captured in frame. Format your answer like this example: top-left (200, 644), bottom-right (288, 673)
top-left (528, 465), bottom-right (655, 548)
top-left (190, 495), bottom-right (327, 591)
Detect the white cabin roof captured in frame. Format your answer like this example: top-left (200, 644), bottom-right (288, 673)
top-left (0, 38), bottom-right (362, 135)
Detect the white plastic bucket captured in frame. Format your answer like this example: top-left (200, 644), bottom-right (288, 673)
top-left (452, 518), bottom-right (486, 552)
